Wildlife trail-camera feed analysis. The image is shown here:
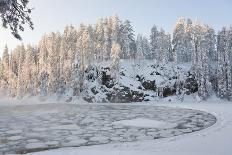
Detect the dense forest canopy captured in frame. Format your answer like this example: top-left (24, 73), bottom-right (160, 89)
top-left (0, 15), bottom-right (232, 102)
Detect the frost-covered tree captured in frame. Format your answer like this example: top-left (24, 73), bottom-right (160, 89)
top-left (23, 45), bottom-right (37, 96)
top-left (111, 15), bottom-right (121, 45)
top-left (150, 25), bottom-right (159, 59)
top-left (82, 25), bottom-right (95, 67)
top-left (94, 19), bottom-right (105, 62)
top-left (191, 21), bottom-right (204, 79)
top-left (0, 0), bottom-right (33, 40)
top-left (206, 26), bottom-right (217, 62)
top-left (75, 24), bottom-right (86, 93)
top-left (142, 36), bottom-right (151, 59)
top-left (184, 19), bottom-right (194, 62)
top-left (37, 35), bottom-right (49, 96)
top-left (225, 27), bottom-right (232, 100)
top-left (136, 34), bottom-right (144, 60)
top-left (198, 31), bottom-right (211, 100)
top-left (156, 29), bottom-right (171, 64)
top-left (8, 53), bottom-right (17, 97)
top-left (103, 18), bottom-right (112, 61)
top-left (217, 27), bottom-right (227, 98)
top-left (16, 44), bottom-right (26, 98)
top-left (1, 15), bottom-right (232, 101)
top-left (110, 42), bottom-right (121, 81)
top-left (60, 25), bottom-right (77, 94)
top-left (121, 19), bottom-right (136, 59)
top-left (0, 45), bottom-right (10, 91)
top-left (172, 17), bottom-right (186, 63)
top-left (47, 32), bottom-right (61, 95)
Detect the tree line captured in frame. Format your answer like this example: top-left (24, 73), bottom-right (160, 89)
top-left (0, 15), bottom-right (232, 101)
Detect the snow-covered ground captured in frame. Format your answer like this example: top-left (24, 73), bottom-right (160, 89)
top-left (25, 101), bottom-right (232, 155)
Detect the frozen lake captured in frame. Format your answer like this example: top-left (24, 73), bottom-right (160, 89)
top-left (0, 103), bottom-right (216, 154)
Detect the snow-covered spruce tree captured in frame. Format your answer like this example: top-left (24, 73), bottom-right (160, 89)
top-left (110, 15), bottom-right (121, 45)
top-left (37, 35), bottom-right (49, 96)
top-left (167, 34), bottom-right (173, 62)
top-left (60, 25), bottom-right (77, 95)
top-left (217, 27), bottom-right (227, 98)
top-left (156, 29), bottom-right (171, 64)
top-left (82, 25), bottom-right (95, 95)
top-left (198, 30), bottom-right (211, 100)
top-left (136, 34), bottom-right (144, 63)
top-left (191, 21), bottom-right (204, 82)
top-left (142, 36), bottom-right (151, 60)
top-left (136, 34), bottom-right (149, 71)
top-left (83, 25), bottom-right (95, 69)
top-left (172, 17), bottom-right (186, 63)
top-left (8, 46), bottom-right (22, 97)
top-left (225, 27), bottom-right (232, 100)
top-left (110, 42), bottom-right (121, 82)
top-left (0, 45), bottom-right (10, 92)
top-left (16, 44), bottom-right (26, 98)
top-left (23, 45), bottom-right (37, 96)
top-left (71, 52), bottom-right (81, 96)
top-left (94, 18), bottom-right (105, 62)
top-left (103, 18), bottom-right (112, 61)
top-left (150, 25), bottom-right (159, 60)
top-left (0, 0), bottom-right (33, 40)
top-left (46, 32), bottom-right (62, 95)
top-left (8, 53), bottom-right (18, 97)
top-left (121, 19), bottom-right (136, 59)
top-left (184, 18), bottom-right (195, 62)
top-left (76, 24), bottom-right (86, 93)
top-left (206, 26), bottom-right (217, 62)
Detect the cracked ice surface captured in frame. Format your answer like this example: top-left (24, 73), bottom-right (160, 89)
top-left (0, 103), bottom-right (216, 154)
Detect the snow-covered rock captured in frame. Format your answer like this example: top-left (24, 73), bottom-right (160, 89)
top-left (83, 60), bottom-right (197, 103)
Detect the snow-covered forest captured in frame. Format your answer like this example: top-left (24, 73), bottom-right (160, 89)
top-left (0, 15), bottom-right (232, 102)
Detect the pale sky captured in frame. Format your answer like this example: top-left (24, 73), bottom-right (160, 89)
top-left (0, 0), bottom-right (231, 55)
